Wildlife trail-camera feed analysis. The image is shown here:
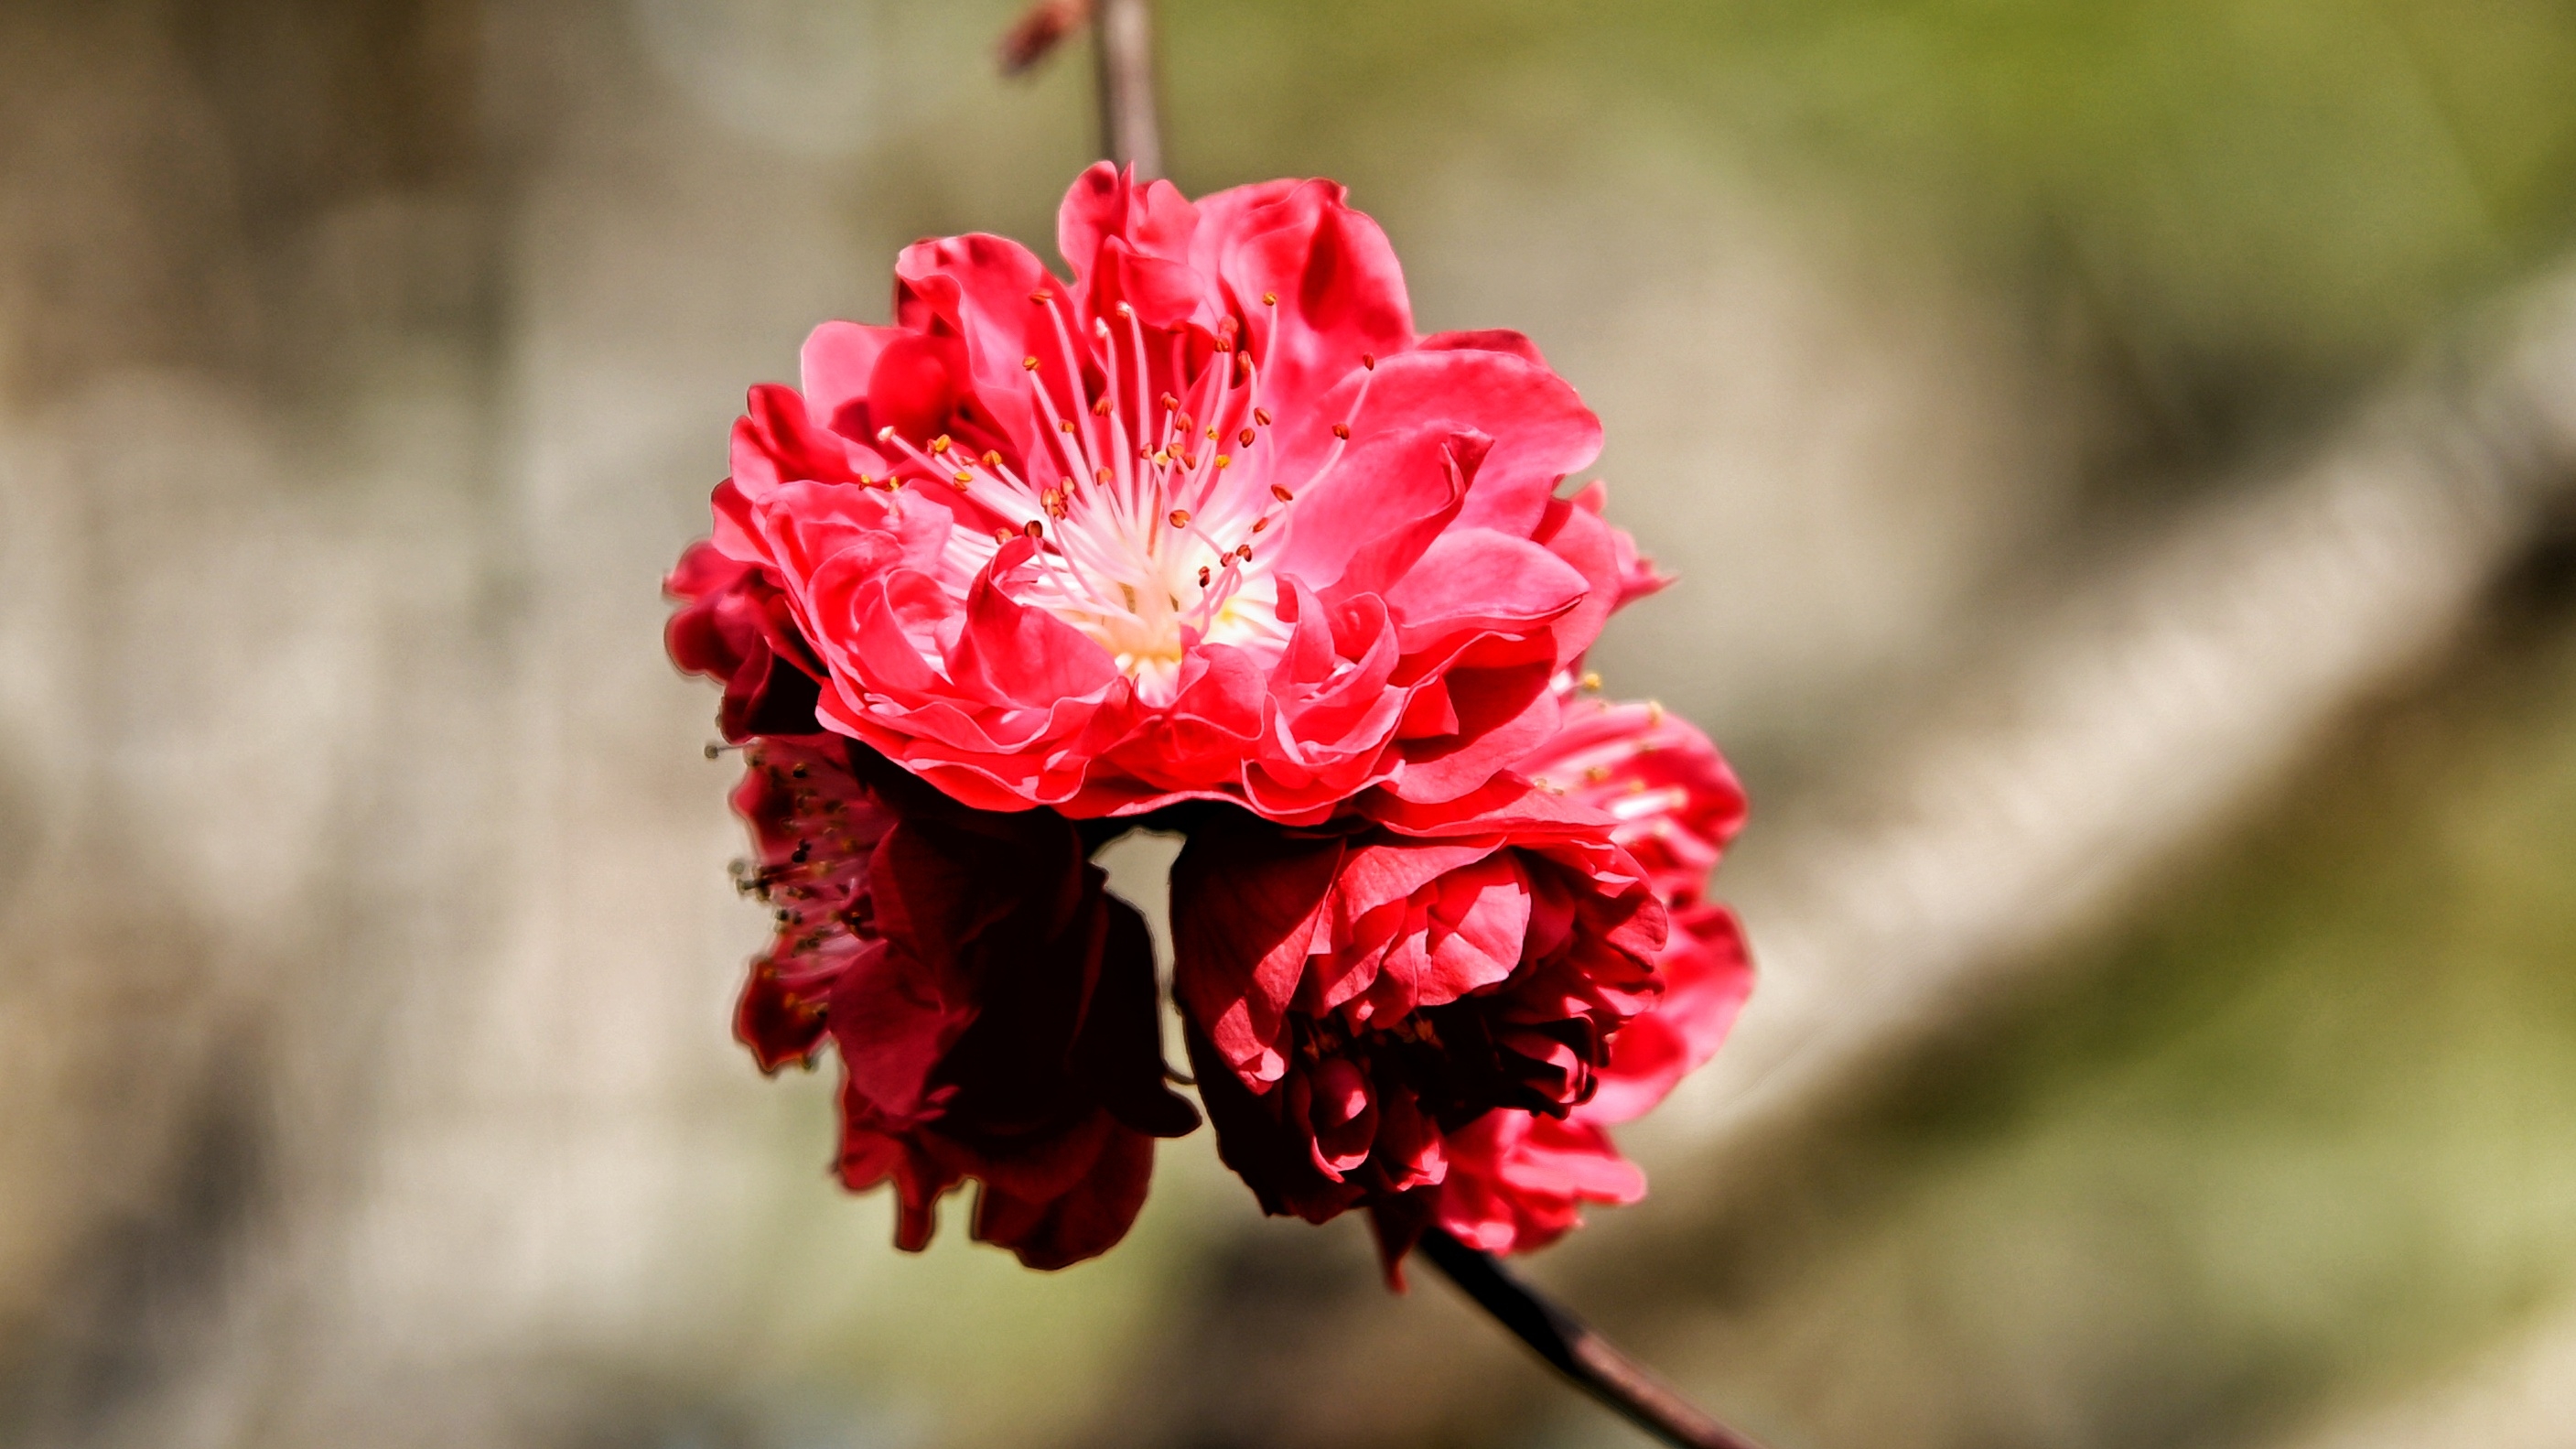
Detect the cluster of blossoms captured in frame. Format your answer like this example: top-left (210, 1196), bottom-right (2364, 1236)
top-left (667, 166), bottom-right (1751, 1280)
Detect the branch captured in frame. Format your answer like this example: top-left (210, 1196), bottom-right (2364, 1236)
top-left (997, 0), bottom-right (1163, 179)
top-left (1090, 0), bottom-right (1162, 178)
top-left (2264, 1304), bottom-right (2576, 1449)
top-left (997, 0), bottom-right (1090, 75)
top-left (1418, 1228), bottom-right (1771, 1449)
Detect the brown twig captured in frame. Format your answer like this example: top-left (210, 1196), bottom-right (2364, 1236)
top-left (1417, 1228), bottom-right (1771, 1449)
top-left (1089, 0), bottom-right (1162, 178)
top-left (997, 0), bottom-right (1163, 179)
top-left (997, 0), bottom-right (1091, 75)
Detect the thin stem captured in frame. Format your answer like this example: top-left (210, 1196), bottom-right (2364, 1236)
top-left (1417, 1228), bottom-right (1771, 1449)
top-left (1092, 0), bottom-right (1162, 178)
top-left (992, 14), bottom-right (1732, 1428)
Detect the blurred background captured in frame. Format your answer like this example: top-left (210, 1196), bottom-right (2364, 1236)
top-left (5, 1), bottom-right (2576, 1446)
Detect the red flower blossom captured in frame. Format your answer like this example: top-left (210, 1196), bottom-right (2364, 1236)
top-left (669, 168), bottom-right (1757, 1286)
top-left (728, 735), bottom-right (897, 1070)
top-left (1370, 697), bottom-right (1753, 1266)
top-left (665, 540), bottom-right (824, 741)
top-left (1397, 1108), bottom-right (1643, 1260)
top-left (1523, 693), bottom-right (1745, 908)
top-left (1382, 906), bottom-right (1749, 1261)
top-left (1169, 788), bottom-right (1665, 1225)
top-left (693, 164), bottom-right (1644, 823)
top-left (728, 737), bottom-right (1198, 1269)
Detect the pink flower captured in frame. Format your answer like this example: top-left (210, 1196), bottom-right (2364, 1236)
top-left (728, 738), bottom-right (1198, 1269)
top-left (1370, 698), bottom-right (1753, 1266)
top-left (1169, 788), bottom-right (1666, 1225)
top-left (693, 164), bottom-right (1642, 823)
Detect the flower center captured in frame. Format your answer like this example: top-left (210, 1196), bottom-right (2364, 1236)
top-left (872, 293), bottom-right (1376, 705)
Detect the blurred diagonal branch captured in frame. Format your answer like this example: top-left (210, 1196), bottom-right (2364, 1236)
top-left (2266, 1307), bottom-right (2576, 1449)
top-left (1644, 263), bottom-right (2576, 1169)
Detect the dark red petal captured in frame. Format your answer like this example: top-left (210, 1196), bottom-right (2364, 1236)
top-left (970, 1118), bottom-right (1159, 1270)
top-left (1076, 895), bottom-right (1203, 1139)
top-left (735, 959), bottom-right (827, 1072)
top-left (1171, 819), bottom-right (1349, 1083)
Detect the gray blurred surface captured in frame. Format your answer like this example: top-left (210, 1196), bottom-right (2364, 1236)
top-left (5, 3), bottom-right (2575, 1447)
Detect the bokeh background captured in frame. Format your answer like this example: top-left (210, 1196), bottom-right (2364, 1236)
top-left (6, 2), bottom-right (2576, 1446)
